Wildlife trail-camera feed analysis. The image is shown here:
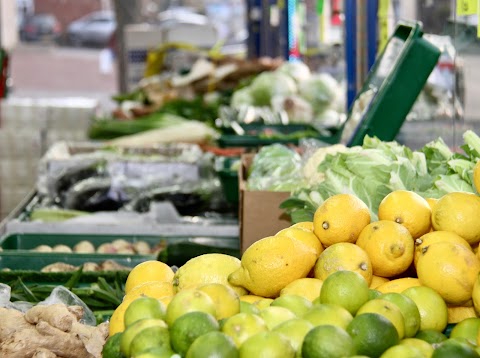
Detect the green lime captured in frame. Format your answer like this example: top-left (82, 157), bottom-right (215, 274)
top-left (379, 292), bottom-right (421, 338)
top-left (271, 295), bottom-right (313, 317)
top-left (124, 296), bottom-right (166, 328)
top-left (302, 303), bottom-right (353, 329)
top-left (369, 289), bottom-right (382, 300)
top-left (379, 344), bottom-right (424, 358)
top-left (415, 329), bottom-right (447, 344)
top-left (399, 338), bottom-right (434, 357)
top-left (170, 311), bottom-right (219, 356)
top-left (320, 270), bottom-right (370, 315)
top-left (165, 289), bottom-right (216, 327)
top-left (135, 346), bottom-right (179, 358)
top-left (346, 313), bottom-right (399, 358)
top-left (302, 324), bottom-right (356, 358)
top-left (357, 298), bottom-right (406, 339)
top-left (239, 331), bottom-right (295, 358)
top-left (259, 306), bottom-right (297, 330)
top-left (186, 331), bottom-right (238, 358)
top-left (102, 332), bottom-right (123, 358)
top-left (221, 313), bottom-right (268, 347)
top-left (120, 318), bottom-right (167, 357)
top-left (130, 325), bottom-right (171, 357)
top-left (432, 338), bottom-right (480, 358)
top-left (450, 317), bottom-right (480, 346)
top-left (402, 286), bottom-right (448, 332)
top-left (273, 318), bottom-right (314, 357)
top-left (240, 301), bottom-right (260, 315)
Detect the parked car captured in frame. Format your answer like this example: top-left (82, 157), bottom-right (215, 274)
top-left (19, 13), bottom-right (62, 42)
top-left (66, 10), bottom-right (116, 47)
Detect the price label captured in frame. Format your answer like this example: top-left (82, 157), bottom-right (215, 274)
top-left (457, 0), bottom-right (477, 15)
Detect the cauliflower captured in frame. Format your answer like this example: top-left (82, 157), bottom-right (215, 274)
top-left (303, 144), bottom-right (349, 185)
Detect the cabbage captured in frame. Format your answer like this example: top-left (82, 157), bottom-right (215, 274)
top-left (249, 71), bottom-right (297, 107)
top-left (299, 73), bottom-right (341, 113)
top-left (230, 87), bottom-right (254, 109)
top-left (276, 61), bottom-right (312, 84)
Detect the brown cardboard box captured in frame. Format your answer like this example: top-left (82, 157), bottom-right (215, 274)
top-left (239, 154), bottom-right (292, 252)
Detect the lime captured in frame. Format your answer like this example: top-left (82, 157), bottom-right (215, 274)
top-left (273, 318), bottom-right (313, 356)
top-left (120, 318), bottom-right (167, 358)
top-left (400, 338), bottom-right (434, 357)
top-left (239, 331), bottom-right (295, 357)
top-left (129, 325), bottom-right (171, 357)
top-left (253, 298), bottom-right (273, 309)
top-left (302, 303), bottom-right (353, 329)
top-left (259, 306), bottom-right (297, 330)
top-left (102, 332), bottom-right (123, 358)
top-left (271, 295), bottom-right (313, 317)
top-left (135, 346), bottom-right (179, 358)
top-left (432, 338), bottom-right (480, 358)
top-left (403, 286), bottom-right (448, 332)
top-left (221, 312), bottom-right (268, 347)
top-left (450, 317), bottom-right (480, 346)
top-left (379, 292), bottom-right (421, 338)
top-left (346, 313), bottom-right (399, 358)
top-left (357, 298), bottom-right (406, 339)
top-left (369, 289), bottom-right (382, 300)
top-left (302, 325), bottom-right (356, 358)
top-left (197, 283), bottom-right (240, 320)
top-left (186, 331), bottom-right (238, 358)
top-left (415, 329), bottom-right (447, 344)
top-left (124, 296), bottom-right (166, 328)
top-left (165, 289), bottom-right (216, 326)
top-left (319, 270), bottom-right (370, 315)
top-left (379, 344), bottom-right (424, 358)
top-left (169, 311), bottom-right (219, 356)
top-left (239, 301), bottom-right (260, 315)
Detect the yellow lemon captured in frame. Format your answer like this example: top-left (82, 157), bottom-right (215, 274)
top-left (474, 160), bottom-right (480, 194)
top-left (356, 221), bottom-right (414, 278)
top-left (376, 277), bottom-right (422, 294)
top-left (109, 299), bottom-right (132, 336)
top-left (378, 190), bottom-right (431, 239)
top-left (240, 295), bottom-right (267, 304)
top-left (228, 235), bottom-right (317, 298)
top-left (402, 286), bottom-right (448, 332)
top-left (276, 227), bottom-right (323, 256)
top-left (416, 242), bottom-right (480, 305)
top-left (291, 221), bottom-right (314, 232)
top-left (447, 305), bottom-right (477, 324)
top-left (125, 260), bottom-right (175, 294)
top-left (472, 272), bottom-right (480, 316)
top-left (253, 298), bottom-right (274, 309)
top-left (280, 278), bottom-right (324, 302)
top-left (158, 295), bottom-right (174, 307)
top-left (414, 230), bottom-right (472, 266)
top-left (124, 281), bottom-right (175, 301)
top-left (313, 193), bottom-right (371, 247)
top-left (313, 242), bottom-right (372, 285)
top-left (432, 192), bottom-right (480, 245)
top-left (196, 283), bottom-right (240, 320)
top-left (357, 298), bottom-right (406, 339)
top-left (426, 197), bottom-right (439, 210)
top-left (174, 253), bottom-right (248, 296)
top-left (370, 275), bottom-right (390, 289)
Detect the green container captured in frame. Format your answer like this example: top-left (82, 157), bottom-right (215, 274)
top-left (216, 156), bottom-right (241, 204)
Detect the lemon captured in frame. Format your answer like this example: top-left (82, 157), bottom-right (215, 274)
top-left (239, 295), bottom-right (266, 304)
top-left (280, 278), bottom-right (323, 302)
top-left (376, 277), bottom-right (422, 294)
top-left (319, 270), bottom-right (370, 315)
top-left (276, 227), bottom-right (323, 256)
top-left (291, 221), bottom-right (314, 231)
top-left (165, 289), bottom-right (216, 326)
top-left (370, 275), bottom-right (390, 289)
top-left (313, 193), bottom-right (371, 246)
top-left (273, 318), bottom-right (314, 356)
top-left (302, 303), bottom-right (353, 329)
top-left (357, 298), bottom-right (406, 339)
top-left (450, 317), bottom-right (480, 346)
top-left (125, 260), bottom-right (175, 294)
top-left (124, 281), bottom-right (175, 302)
top-left (302, 325), bottom-right (356, 358)
top-left (414, 231), bottom-right (472, 266)
top-left (416, 242), bottom-right (480, 305)
top-left (356, 220), bottom-right (414, 278)
top-left (380, 345), bottom-right (424, 358)
top-left (400, 338), bottom-right (434, 357)
top-left (221, 312), bottom-right (268, 347)
top-left (474, 160), bottom-right (480, 194)
top-left (313, 242), bottom-right (373, 285)
top-left (174, 253), bottom-right (247, 296)
top-left (158, 295), bottom-right (174, 307)
top-left (196, 283), bottom-right (240, 320)
top-left (239, 331), bottom-right (295, 358)
top-left (228, 235), bottom-right (317, 298)
top-left (379, 292), bottom-right (421, 338)
top-left (378, 190), bottom-right (432, 239)
top-left (109, 299), bottom-right (132, 335)
top-left (448, 305), bottom-right (477, 324)
top-left (432, 192), bottom-right (480, 245)
top-left (402, 286), bottom-right (448, 332)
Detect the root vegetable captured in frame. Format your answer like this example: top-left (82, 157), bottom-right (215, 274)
top-left (73, 241), bottom-right (95, 254)
top-left (52, 245), bottom-right (73, 253)
top-left (82, 262), bottom-right (100, 272)
top-left (32, 348), bottom-right (58, 358)
top-left (34, 245), bottom-right (53, 253)
top-left (41, 263), bottom-right (77, 273)
top-left (96, 243), bottom-right (117, 254)
top-left (25, 304), bottom-right (80, 332)
top-left (100, 260), bottom-right (131, 271)
top-left (0, 307), bottom-right (32, 341)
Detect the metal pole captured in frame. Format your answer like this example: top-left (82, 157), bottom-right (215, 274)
top-left (345, 0), bottom-right (357, 109)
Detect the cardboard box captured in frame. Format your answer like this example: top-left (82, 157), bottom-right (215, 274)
top-left (239, 154), bottom-right (291, 252)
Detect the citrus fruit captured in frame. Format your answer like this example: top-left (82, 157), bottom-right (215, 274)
top-left (186, 331), bottom-right (238, 358)
top-left (313, 242), bottom-right (373, 285)
top-left (416, 242), bottom-right (480, 305)
top-left (258, 306), bottom-right (297, 330)
top-left (291, 221), bottom-right (314, 232)
top-left (378, 292), bottom-right (421, 338)
top-left (196, 283), bottom-right (240, 320)
top-left (239, 331), bottom-right (295, 358)
top-left (129, 324), bottom-right (171, 357)
top-left (174, 253), bottom-right (247, 296)
top-left (369, 289), bottom-right (382, 300)
top-left (473, 273), bottom-right (480, 316)
top-left (376, 277), bottom-right (421, 294)
top-left (158, 295), bottom-right (174, 307)
top-left (221, 312), bottom-right (268, 347)
top-left (379, 344), bottom-right (424, 358)
top-left (415, 329), bottom-right (447, 344)
top-left (273, 318), bottom-right (313, 356)
top-left (135, 346), bottom-right (178, 358)
top-left (239, 301), bottom-right (260, 315)
top-left (102, 332), bottom-right (123, 358)
top-left (253, 298), bottom-right (273, 309)
top-left (165, 289), bottom-right (216, 326)
top-left (125, 260), bottom-right (175, 294)
top-left (169, 311), bottom-right (219, 356)
top-left (356, 220), bottom-right (414, 278)
top-left (313, 193), bottom-right (371, 246)
top-left (279, 277), bottom-right (323, 301)
top-left (377, 190), bottom-right (432, 239)
top-left (431, 338), bottom-right (480, 358)
top-left (228, 235), bottom-right (317, 298)
top-left (109, 299), bottom-right (132, 336)
top-left (448, 305), bottom-right (477, 324)
top-left (271, 295), bottom-right (313, 317)
top-left (239, 295), bottom-right (265, 304)
top-left (124, 281), bottom-right (175, 302)
top-left (302, 325), bottom-right (356, 358)
top-left (370, 275), bottom-right (390, 289)
top-left (357, 298), bottom-right (406, 339)
top-left (399, 338), bottom-right (434, 357)
top-left (347, 313), bottom-right (399, 358)
top-left (402, 286), bottom-right (448, 332)
top-left (450, 317), bottom-right (480, 346)
top-left (120, 318), bottom-right (168, 357)
top-left (276, 227), bottom-right (323, 256)
top-left (124, 296), bottom-right (166, 328)
top-left (319, 270), bottom-right (370, 315)
top-left (414, 231), bottom-right (472, 266)
top-left (431, 192), bottom-right (480, 245)
top-left (302, 303), bottom-right (353, 329)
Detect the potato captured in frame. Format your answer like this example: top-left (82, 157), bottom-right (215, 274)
top-left (33, 245), bottom-right (53, 253)
top-left (52, 245), bottom-right (73, 253)
top-left (73, 241), bottom-right (95, 254)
